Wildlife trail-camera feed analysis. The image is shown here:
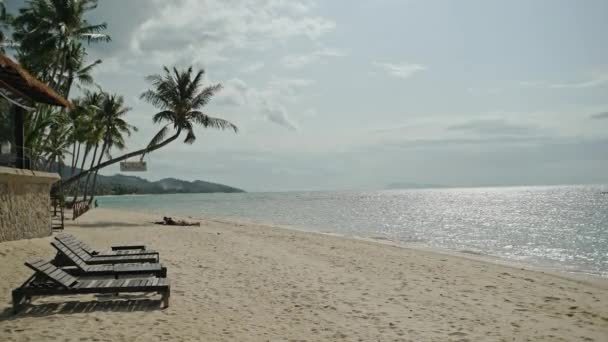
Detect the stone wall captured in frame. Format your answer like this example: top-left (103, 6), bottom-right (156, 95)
top-left (0, 166), bottom-right (60, 242)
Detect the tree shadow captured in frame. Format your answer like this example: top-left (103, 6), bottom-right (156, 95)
top-left (0, 295), bottom-right (165, 320)
top-left (64, 221), bottom-right (150, 229)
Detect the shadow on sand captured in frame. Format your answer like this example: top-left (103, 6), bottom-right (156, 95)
top-left (64, 221), bottom-right (150, 229)
top-left (0, 297), bottom-right (164, 320)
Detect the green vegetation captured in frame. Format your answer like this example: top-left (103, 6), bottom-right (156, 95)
top-left (0, 0), bottom-right (239, 204)
top-left (66, 173), bottom-right (244, 196)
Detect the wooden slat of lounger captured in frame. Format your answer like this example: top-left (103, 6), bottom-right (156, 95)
top-left (99, 248), bottom-right (158, 256)
top-left (114, 263), bottom-right (154, 272)
top-left (60, 234), bottom-right (158, 258)
top-left (60, 240), bottom-right (157, 265)
top-left (96, 279), bottom-right (110, 288)
top-left (106, 279), bottom-right (120, 288)
top-left (73, 277), bottom-right (167, 291)
top-left (37, 261), bottom-right (55, 274)
top-left (51, 242), bottom-right (86, 271)
top-left (86, 255), bottom-right (157, 265)
top-left (57, 239), bottom-right (93, 262)
top-left (67, 235), bottom-right (155, 257)
top-left (55, 272), bottom-right (72, 284)
top-left (53, 243), bottom-right (161, 277)
top-left (86, 280), bottom-right (99, 288)
top-left (25, 259), bottom-right (78, 288)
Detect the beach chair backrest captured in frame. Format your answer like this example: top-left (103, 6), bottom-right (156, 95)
top-left (57, 234), bottom-right (94, 252)
top-left (25, 259), bottom-right (78, 288)
top-left (50, 242), bottom-right (88, 270)
top-left (55, 238), bottom-right (92, 262)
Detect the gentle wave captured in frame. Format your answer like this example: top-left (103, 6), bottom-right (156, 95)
top-left (98, 184), bottom-right (608, 277)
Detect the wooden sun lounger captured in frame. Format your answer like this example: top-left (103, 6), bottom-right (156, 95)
top-left (57, 234), bottom-right (158, 257)
top-left (12, 259), bottom-right (170, 313)
top-left (54, 238), bottom-right (159, 265)
top-left (51, 242), bottom-right (167, 277)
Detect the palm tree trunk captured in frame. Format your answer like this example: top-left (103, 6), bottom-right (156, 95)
top-left (62, 128), bottom-right (182, 188)
top-left (83, 142), bottom-right (100, 201)
top-left (88, 169), bottom-right (101, 204)
top-left (88, 139), bottom-right (109, 204)
top-left (64, 71), bottom-right (76, 99)
top-left (70, 141), bottom-right (78, 175)
top-left (71, 144), bottom-right (90, 204)
top-left (70, 143), bottom-right (82, 177)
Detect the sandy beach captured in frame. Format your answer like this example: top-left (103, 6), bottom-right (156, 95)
top-left (0, 208), bottom-right (606, 341)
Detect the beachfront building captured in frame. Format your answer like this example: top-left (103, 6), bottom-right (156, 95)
top-left (0, 54), bottom-right (71, 242)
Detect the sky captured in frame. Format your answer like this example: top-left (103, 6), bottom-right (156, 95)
top-left (9, 0), bottom-right (608, 191)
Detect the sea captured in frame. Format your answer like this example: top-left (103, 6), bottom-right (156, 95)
top-left (98, 184), bottom-right (608, 278)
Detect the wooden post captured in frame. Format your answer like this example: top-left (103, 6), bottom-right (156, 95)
top-left (13, 106), bottom-right (25, 169)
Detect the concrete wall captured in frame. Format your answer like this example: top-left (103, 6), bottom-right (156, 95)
top-left (0, 166), bottom-right (60, 242)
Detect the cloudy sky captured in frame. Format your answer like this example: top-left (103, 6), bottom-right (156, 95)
top-left (11, 0), bottom-right (608, 191)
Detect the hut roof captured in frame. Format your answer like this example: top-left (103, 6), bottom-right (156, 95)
top-left (0, 54), bottom-right (72, 109)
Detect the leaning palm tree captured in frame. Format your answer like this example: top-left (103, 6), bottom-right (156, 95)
top-left (140, 66), bottom-right (238, 152)
top-left (61, 66), bottom-right (238, 188)
top-left (86, 93), bottom-right (136, 202)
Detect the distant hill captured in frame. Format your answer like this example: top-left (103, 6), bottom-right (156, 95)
top-left (92, 174), bottom-right (245, 195)
top-left (58, 166), bottom-right (244, 195)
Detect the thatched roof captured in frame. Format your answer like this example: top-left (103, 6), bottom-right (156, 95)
top-left (0, 54), bottom-right (72, 110)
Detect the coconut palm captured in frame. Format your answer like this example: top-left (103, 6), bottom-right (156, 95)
top-left (67, 94), bottom-right (100, 203)
top-left (86, 93), bottom-right (136, 202)
top-left (140, 66), bottom-right (238, 151)
top-left (61, 66), bottom-right (238, 188)
top-left (11, 0), bottom-right (110, 92)
top-left (58, 44), bottom-right (102, 97)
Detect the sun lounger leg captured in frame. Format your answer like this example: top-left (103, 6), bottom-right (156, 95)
top-left (12, 289), bottom-right (25, 314)
top-left (161, 289), bottom-right (170, 309)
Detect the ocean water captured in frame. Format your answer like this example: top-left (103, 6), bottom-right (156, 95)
top-left (98, 185), bottom-right (608, 277)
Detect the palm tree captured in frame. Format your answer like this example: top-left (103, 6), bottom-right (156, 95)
top-left (11, 0), bottom-right (110, 93)
top-left (60, 91), bottom-right (104, 203)
top-left (87, 93), bottom-right (136, 202)
top-left (61, 66), bottom-right (238, 188)
top-left (140, 66), bottom-right (238, 151)
top-left (58, 44), bottom-right (102, 97)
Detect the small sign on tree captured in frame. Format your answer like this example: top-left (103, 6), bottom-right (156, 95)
top-left (120, 161), bottom-right (147, 172)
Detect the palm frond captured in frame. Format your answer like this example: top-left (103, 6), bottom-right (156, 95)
top-left (192, 83), bottom-right (222, 109)
top-left (147, 125), bottom-right (170, 149)
top-left (152, 110), bottom-right (176, 124)
top-left (184, 128), bottom-right (196, 144)
top-left (190, 111), bottom-right (238, 132)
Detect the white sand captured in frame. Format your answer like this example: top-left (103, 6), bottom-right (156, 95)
top-left (0, 208), bottom-right (607, 341)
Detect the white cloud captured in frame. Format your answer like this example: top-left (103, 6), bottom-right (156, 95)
top-left (262, 103), bottom-right (297, 131)
top-left (216, 77), bottom-right (314, 130)
top-left (282, 48), bottom-right (347, 68)
top-left (129, 0), bottom-right (335, 65)
top-left (372, 61), bottom-right (427, 79)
